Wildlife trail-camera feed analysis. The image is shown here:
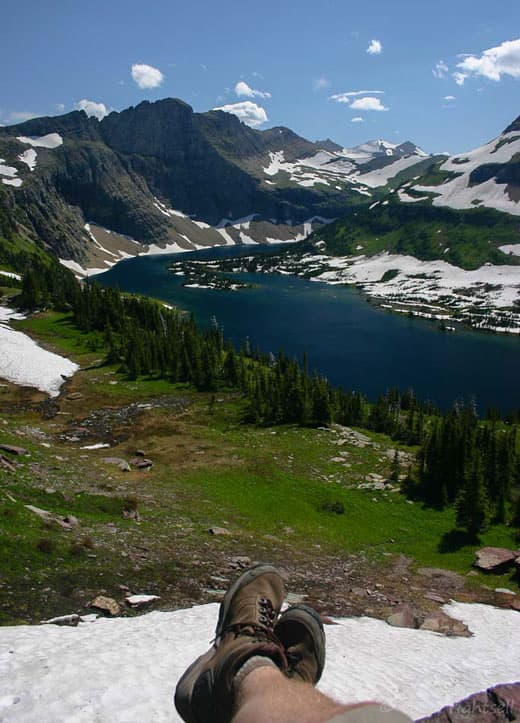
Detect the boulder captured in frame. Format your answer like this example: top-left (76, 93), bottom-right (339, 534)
top-left (387, 603), bottom-right (417, 629)
top-left (419, 610), bottom-right (471, 637)
top-left (208, 526), bottom-right (231, 536)
top-left (89, 596), bottom-right (120, 616)
top-left (0, 444), bottom-right (28, 456)
top-left (474, 547), bottom-right (519, 573)
top-left (417, 681), bottom-right (520, 722)
top-left (103, 457), bottom-right (131, 472)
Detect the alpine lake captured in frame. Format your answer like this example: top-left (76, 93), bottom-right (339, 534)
top-left (92, 244), bottom-right (520, 415)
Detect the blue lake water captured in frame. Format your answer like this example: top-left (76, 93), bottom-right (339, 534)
top-left (92, 245), bottom-right (520, 414)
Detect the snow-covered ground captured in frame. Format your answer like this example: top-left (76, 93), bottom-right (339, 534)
top-left (413, 131), bottom-right (520, 216)
top-left (276, 250), bottom-right (520, 333)
top-left (0, 307), bottom-right (78, 397)
top-left (0, 601), bottom-right (517, 722)
top-left (0, 270), bottom-right (22, 281)
top-left (16, 133), bottom-right (63, 149)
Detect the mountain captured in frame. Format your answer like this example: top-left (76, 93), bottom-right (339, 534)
top-left (396, 119), bottom-right (520, 216)
top-left (0, 98), bottom-right (435, 274)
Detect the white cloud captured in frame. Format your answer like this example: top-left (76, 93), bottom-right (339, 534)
top-left (453, 72), bottom-right (467, 86)
top-left (350, 97), bottom-right (389, 112)
top-left (351, 117), bottom-right (364, 123)
top-left (235, 81), bottom-right (271, 99)
top-left (444, 95), bottom-right (456, 101)
top-left (313, 77), bottom-right (331, 91)
top-left (74, 99), bottom-right (109, 121)
top-left (213, 101), bottom-right (268, 128)
top-left (432, 60), bottom-right (449, 79)
top-left (131, 63), bottom-right (165, 89)
top-left (55, 103), bottom-right (65, 113)
top-left (454, 38), bottom-right (520, 84)
top-left (367, 39), bottom-right (382, 55)
top-left (330, 90), bottom-right (384, 103)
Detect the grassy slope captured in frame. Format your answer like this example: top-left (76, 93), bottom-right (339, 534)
top-left (1, 311), bottom-right (518, 624)
top-left (293, 201), bottom-right (520, 271)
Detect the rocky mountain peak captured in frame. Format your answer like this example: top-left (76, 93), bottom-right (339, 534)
top-left (503, 114), bottom-right (520, 134)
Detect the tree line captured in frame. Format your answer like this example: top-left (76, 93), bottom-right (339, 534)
top-left (17, 257), bottom-right (520, 538)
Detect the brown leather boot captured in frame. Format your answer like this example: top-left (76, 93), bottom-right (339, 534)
top-left (274, 604), bottom-right (326, 684)
top-left (175, 564), bottom-right (287, 723)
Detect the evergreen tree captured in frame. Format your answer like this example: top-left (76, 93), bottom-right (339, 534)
top-left (455, 456), bottom-right (490, 538)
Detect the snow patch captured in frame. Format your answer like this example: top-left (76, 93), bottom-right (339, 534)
top-left (0, 602), bottom-right (518, 722)
top-left (500, 244), bottom-right (520, 256)
top-left (16, 133), bottom-right (63, 149)
top-left (18, 149), bottom-right (37, 171)
top-left (358, 155), bottom-right (428, 188)
top-left (0, 270), bottom-right (22, 281)
top-left (1, 178), bottom-right (23, 188)
top-left (0, 306), bottom-right (78, 396)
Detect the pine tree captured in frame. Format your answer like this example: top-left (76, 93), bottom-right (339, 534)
top-left (455, 456), bottom-right (490, 539)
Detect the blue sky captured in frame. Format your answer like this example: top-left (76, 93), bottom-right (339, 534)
top-left (1, 0), bottom-right (519, 153)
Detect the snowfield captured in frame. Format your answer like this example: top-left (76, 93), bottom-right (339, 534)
top-left (0, 307), bottom-right (78, 397)
top-left (413, 131), bottom-right (520, 216)
top-left (0, 602), bottom-right (518, 722)
top-left (16, 133), bottom-right (63, 149)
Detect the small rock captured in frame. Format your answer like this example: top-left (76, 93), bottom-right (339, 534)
top-left (228, 556), bottom-right (251, 569)
top-left (474, 547), bottom-right (519, 573)
top-left (126, 594), bottom-right (160, 608)
top-left (90, 596), bottom-right (120, 616)
top-left (135, 449), bottom-right (146, 457)
top-left (66, 392), bottom-right (83, 400)
top-left (130, 457), bottom-right (153, 469)
top-left (494, 588), bottom-right (516, 595)
top-left (0, 444), bottom-right (29, 456)
top-left (387, 603), bottom-right (417, 629)
top-left (63, 515), bottom-right (79, 528)
top-left (424, 592), bottom-right (446, 604)
top-left (208, 527), bottom-right (231, 536)
top-left (40, 614), bottom-right (80, 627)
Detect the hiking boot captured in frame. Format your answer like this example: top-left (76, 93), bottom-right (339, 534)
top-left (274, 604), bottom-right (326, 684)
top-left (174, 564), bottom-right (287, 723)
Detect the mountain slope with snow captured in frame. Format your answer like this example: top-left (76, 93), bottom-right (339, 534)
top-left (401, 117), bottom-right (520, 215)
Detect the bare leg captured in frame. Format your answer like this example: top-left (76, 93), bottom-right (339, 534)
top-left (232, 666), bottom-right (369, 723)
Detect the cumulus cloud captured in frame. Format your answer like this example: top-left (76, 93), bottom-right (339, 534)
top-left (213, 101), bottom-right (268, 128)
top-left (350, 96), bottom-right (388, 112)
top-left (75, 99), bottom-right (109, 121)
top-left (454, 38), bottom-right (520, 85)
top-left (432, 60), bottom-right (449, 79)
top-left (444, 95), bottom-right (456, 101)
top-left (329, 90), bottom-right (384, 103)
top-left (351, 117), bottom-right (364, 123)
top-left (131, 63), bottom-right (165, 89)
top-left (367, 39), bottom-right (382, 55)
top-left (313, 77), bottom-right (331, 91)
top-left (235, 81), bottom-right (271, 99)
